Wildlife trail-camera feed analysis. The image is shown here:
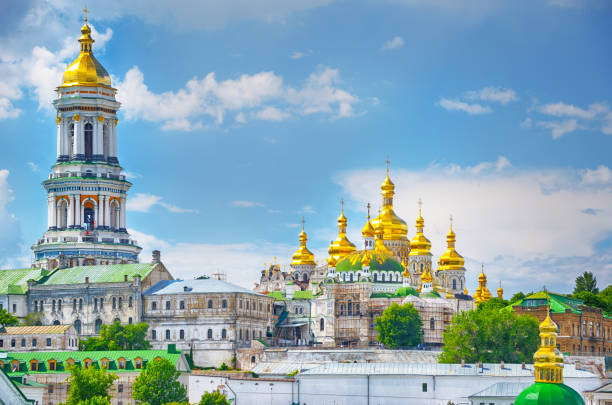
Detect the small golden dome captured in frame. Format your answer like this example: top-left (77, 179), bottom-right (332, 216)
top-left (437, 218), bottom-right (466, 271)
top-left (291, 222), bottom-right (316, 266)
top-left (409, 200), bottom-right (432, 257)
top-left (362, 251), bottom-right (371, 267)
top-left (371, 170), bottom-right (408, 241)
top-left (62, 22), bottom-right (112, 87)
top-left (362, 217), bottom-right (375, 238)
top-left (497, 282), bottom-right (504, 299)
top-left (540, 313), bottom-right (558, 334)
top-left (473, 265), bottom-right (493, 305)
top-left (478, 271), bottom-right (487, 282)
top-left (328, 202), bottom-right (357, 263)
top-left (464, 287), bottom-right (469, 295)
top-left (420, 268), bottom-right (433, 283)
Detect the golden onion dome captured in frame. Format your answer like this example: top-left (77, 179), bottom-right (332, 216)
top-left (478, 271), bottom-right (487, 283)
top-left (291, 225), bottom-right (316, 266)
top-left (497, 282), bottom-right (504, 299)
top-left (473, 265), bottom-right (493, 305)
top-left (420, 268), bottom-right (433, 283)
top-left (437, 219), bottom-right (466, 271)
top-left (328, 203), bottom-right (357, 263)
top-left (62, 22), bottom-right (112, 87)
top-left (409, 202), bottom-right (432, 256)
top-left (370, 170), bottom-right (408, 241)
top-left (540, 313), bottom-right (558, 334)
top-left (362, 216), bottom-right (375, 238)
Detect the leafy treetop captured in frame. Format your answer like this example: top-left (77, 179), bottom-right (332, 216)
top-left (375, 302), bottom-right (423, 349)
top-left (80, 320), bottom-right (151, 351)
top-left (133, 358), bottom-right (187, 405)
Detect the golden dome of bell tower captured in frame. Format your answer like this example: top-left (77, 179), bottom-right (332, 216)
top-left (473, 265), bottom-right (493, 305)
top-left (62, 7), bottom-right (112, 87)
top-left (328, 200), bottom-right (357, 264)
top-left (291, 218), bottom-right (316, 267)
top-left (435, 216), bottom-right (467, 295)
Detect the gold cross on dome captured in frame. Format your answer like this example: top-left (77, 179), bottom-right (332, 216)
top-left (301, 217), bottom-right (305, 230)
top-left (340, 198), bottom-right (344, 213)
top-left (449, 214), bottom-right (453, 229)
top-left (83, 3), bottom-right (89, 22)
top-left (385, 156), bottom-right (390, 174)
top-left (418, 198), bottom-right (422, 214)
top-left (366, 202), bottom-right (371, 217)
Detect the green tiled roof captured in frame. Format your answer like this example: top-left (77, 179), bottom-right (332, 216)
top-left (40, 263), bottom-right (155, 285)
top-left (335, 251), bottom-right (403, 273)
top-left (294, 290), bottom-right (313, 300)
top-left (510, 292), bottom-right (583, 314)
top-left (0, 349), bottom-right (183, 375)
top-left (267, 291), bottom-right (285, 300)
top-left (0, 268), bottom-right (50, 295)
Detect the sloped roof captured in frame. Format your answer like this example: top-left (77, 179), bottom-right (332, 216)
top-left (469, 382), bottom-right (531, 398)
top-left (143, 278), bottom-right (264, 296)
top-left (0, 325), bottom-right (73, 335)
top-left (510, 292), bottom-right (584, 314)
top-left (39, 263), bottom-right (155, 285)
top-left (0, 268), bottom-right (50, 295)
top-left (0, 349), bottom-right (187, 374)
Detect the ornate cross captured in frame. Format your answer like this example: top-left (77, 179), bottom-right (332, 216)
top-left (83, 3), bottom-right (89, 22)
top-left (385, 156), bottom-right (390, 173)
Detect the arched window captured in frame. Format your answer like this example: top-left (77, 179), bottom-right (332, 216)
top-left (30, 359), bottom-right (38, 371)
top-left (110, 200), bottom-right (120, 230)
top-left (320, 318), bottom-right (325, 331)
top-left (66, 358), bottom-right (75, 367)
top-left (100, 358), bottom-right (109, 369)
top-left (112, 297), bottom-right (117, 309)
top-left (83, 202), bottom-right (95, 230)
top-left (420, 263), bottom-right (424, 271)
top-left (349, 273), bottom-right (354, 282)
top-left (83, 358), bottom-right (92, 368)
top-left (374, 273), bottom-right (378, 282)
top-left (53, 319), bottom-right (60, 325)
top-left (207, 300), bottom-right (213, 309)
top-left (222, 329), bottom-right (227, 339)
top-left (118, 297), bottom-right (122, 309)
top-left (303, 273), bottom-right (308, 282)
top-left (382, 273), bottom-right (386, 282)
top-left (95, 319), bottom-right (103, 334)
top-left (152, 302), bottom-right (157, 310)
top-left (52, 300), bottom-right (56, 311)
top-left (452, 279), bottom-right (457, 290)
top-left (117, 358), bottom-right (126, 369)
top-left (58, 199), bottom-right (68, 229)
top-left (179, 329), bottom-right (185, 339)
top-left (128, 296), bottom-right (132, 308)
top-left (69, 123), bottom-right (75, 157)
top-left (74, 319), bottom-right (81, 334)
top-left (430, 317), bottom-right (435, 330)
top-left (79, 299), bottom-right (83, 311)
top-left (246, 330), bottom-right (249, 340)
top-left (10, 339), bottom-right (15, 347)
top-left (152, 330), bottom-right (157, 340)
top-left (11, 360), bottom-right (19, 372)
top-left (48, 359), bottom-right (57, 371)
top-left (165, 329), bottom-right (170, 340)
top-left (84, 123), bottom-right (93, 161)
top-left (207, 329), bottom-right (213, 339)
top-left (251, 356), bottom-right (256, 363)
top-left (135, 358), bottom-right (143, 369)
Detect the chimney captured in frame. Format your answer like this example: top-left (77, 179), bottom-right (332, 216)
top-left (85, 277), bottom-right (89, 284)
top-left (152, 250), bottom-right (161, 264)
top-left (124, 274), bottom-right (128, 282)
top-left (500, 360), bottom-right (504, 369)
top-left (521, 362), bottom-right (526, 369)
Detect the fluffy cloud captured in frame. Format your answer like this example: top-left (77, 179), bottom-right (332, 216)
top-left (529, 101), bottom-right (612, 138)
top-left (232, 200), bottom-right (265, 207)
top-left (336, 158), bottom-right (612, 294)
top-left (128, 228), bottom-right (297, 288)
top-left (381, 36), bottom-right (405, 51)
top-left (0, 170), bottom-right (23, 266)
top-left (438, 86), bottom-right (517, 115)
top-left (438, 98), bottom-right (492, 115)
top-left (116, 65), bottom-right (361, 130)
top-left (127, 193), bottom-right (198, 214)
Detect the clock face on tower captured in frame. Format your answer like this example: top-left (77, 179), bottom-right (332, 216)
top-left (31, 19), bottom-right (141, 269)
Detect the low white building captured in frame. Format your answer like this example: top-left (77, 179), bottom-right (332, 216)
top-left (0, 325), bottom-right (78, 352)
top-left (584, 382), bottom-right (612, 405)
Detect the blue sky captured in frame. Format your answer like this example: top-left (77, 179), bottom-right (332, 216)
top-left (1, 0), bottom-right (612, 295)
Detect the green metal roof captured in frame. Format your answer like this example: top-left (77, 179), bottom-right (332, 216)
top-left (0, 268), bottom-right (50, 295)
top-left (294, 290), bottom-right (313, 300)
top-left (0, 349), bottom-right (183, 375)
top-left (510, 292), bottom-right (583, 314)
top-left (514, 382), bottom-right (584, 405)
top-left (39, 263), bottom-right (155, 285)
top-left (335, 251), bottom-right (403, 273)
top-left (267, 291), bottom-right (285, 300)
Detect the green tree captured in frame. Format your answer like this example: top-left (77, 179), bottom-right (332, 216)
top-left (79, 320), bottom-right (150, 351)
top-left (439, 304), bottom-right (539, 363)
top-left (0, 308), bottom-right (19, 326)
top-left (509, 292), bottom-right (526, 304)
top-left (21, 312), bottom-right (43, 326)
top-left (199, 391), bottom-right (231, 405)
top-left (133, 358), bottom-right (187, 405)
top-left (574, 271), bottom-right (599, 294)
top-left (573, 291), bottom-right (610, 312)
top-left (375, 303), bottom-right (423, 348)
top-left (65, 365), bottom-right (117, 405)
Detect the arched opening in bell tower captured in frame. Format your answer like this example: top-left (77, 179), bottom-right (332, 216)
top-left (83, 202), bottom-right (95, 230)
top-left (84, 123), bottom-right (93, 161)
top-left (110, 200), bottom-right (120, 230)
top-left (58, 199), bottom-right (68, 229)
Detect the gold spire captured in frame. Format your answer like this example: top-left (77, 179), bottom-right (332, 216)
top-left (370, 158), bottom-right (408, 241)
top-left (361, 203), bottom-right (375, 238)
top-left (409, 198), bottom-right (432, 256)
top-left (420, 266), bottom-right (433, 283)
top-left (437, 215), bottom-right (466, 271)
top-left (62, 8), bottom-right (112, 87)
top-left (473, 264), bottom-right (492, 305)
top-left (534, 299), bottom-right (564, 384)
top-left (328, 199), bottom-right (357, 263)
top-left (497, 281), bottom-right (504, 299)
top-left (291, 218), bottom-right (316, 266)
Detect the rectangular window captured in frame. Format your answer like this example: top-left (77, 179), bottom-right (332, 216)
top-left (152, 330), bottom-right (157, 340)
top-left (12, 304), bottom-right (16, 313)
top-left (46, 338), bottom-right (51, 347)
top-left (422, 383), bottom-right (427, 392)
top-left (166, 301), bottom-right (171, 310)
top-left (32, 338), bottom-right (37, 347)
top-left (118, 384), bottom-right (123, 393)
top-left (180, 300), bottom-right (185, 309)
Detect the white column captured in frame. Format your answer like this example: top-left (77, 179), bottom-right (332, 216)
top-left (120, 197), bottom-right (126, 229)
top-left (74, 196), bottom-right (81, 228)
top-left (96, 197), bottom-right (101, 228)
top-left (47, 197), bottom-right (53, 229)
top-left (80, 200), bottom-right (85, 228)
top-left (74, 119), bottom-right (84, 158)
top-left (56, 121), bottom-right (62, 159)
top-left (51, 196), bottom-right (57, 228)
top-left (104, 196), bottom-right (110, 228)
top-left (111, 121), bottom-right (117, 158)
top-left (68, 196), bottom-right (75, 228)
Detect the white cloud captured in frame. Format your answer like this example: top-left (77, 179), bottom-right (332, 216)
top-left (520, 117), bottom-right (532, 129)
top-left (537, 119), bottom-right (579, 139)
top-left (116, 65), bottom-right (361, 130)
top-left (0, 170), bottom-right (23, 265)
top-left (232, 200), bottom-right (265, 208)
top-left (299, 205), bottom-right (316, 214)
top-left (381, 36), bottom-right (405, 51)
top-left (438, 98), bottom-right (492, 115)
top-left (26, 162), bottom-right (39, 172)
top-left (465, 86), bottom-right (518, 105)
top-left (128, 228), bottom-right (296, 288)
top-left (537, 102), bottom-right (597, 120)
top-left (336, 160), bottom-right (612, 294)
top-left (127, 193), bottom-right (197, 214)
top-left (291, 51), bottom-right (307, 60)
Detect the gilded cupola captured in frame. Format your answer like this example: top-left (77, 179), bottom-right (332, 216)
top-left (370, 160), bottom-right (408, 241)
top-left (409, 199), bottom-right (432, 257)
top-left (62, 12), bottom-right (112, 87)
top-left (291, 219), bottom-right (316, 266)
top-left (328, 200), bottom-right (357, 264)
top-left (437, 216), bottom-right (466, 271)
top-left (497, 281), bottom-right (504, 299)
top-left (362, 203), bottom-right (375, 239)
top-left (473, 265), bottom-right (492, 305)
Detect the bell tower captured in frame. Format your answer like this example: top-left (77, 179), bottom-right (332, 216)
top-left (32, 14), bottom-right (141, 269)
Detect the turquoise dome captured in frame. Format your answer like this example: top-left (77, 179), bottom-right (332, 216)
top-left (335, 250), bottom-right (403, 273)
top-left (515, 382), bottom-right (584, 405)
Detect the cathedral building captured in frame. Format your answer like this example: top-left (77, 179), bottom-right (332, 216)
top-left (31, 18), bottom-right (140, 269)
